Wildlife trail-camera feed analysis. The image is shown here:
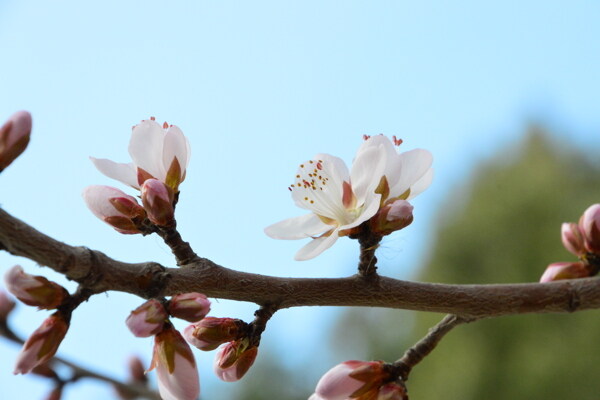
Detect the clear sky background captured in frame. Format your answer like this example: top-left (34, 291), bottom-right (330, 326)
top-left (1, 1), bottom-right (600, 399)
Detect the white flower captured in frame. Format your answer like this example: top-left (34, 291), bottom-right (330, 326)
top-left (90, 118), bottom-right (191, 191)
top-left (265, 150), bottom-right (386, 261)
top-left (265, 136), bottom-right (433, 261)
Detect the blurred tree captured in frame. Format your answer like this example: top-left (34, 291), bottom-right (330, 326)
top-left (332, 127), bottom-right (600, 399)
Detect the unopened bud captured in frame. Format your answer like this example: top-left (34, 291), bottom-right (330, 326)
top-left (184, 317), bottom-right (244, 351)
top-left (540, 261), bottom-right (592, 283)
top-left (83, 185), bottom-right (146, 234)
top-left (141, 179), bottom-right (174, 226)
top-left (4, 266), bottom-right (69, 310)
top-left (370, 200), bottom-right (414, 236)
top-left (213, 339), bottom-right (258, 382)
top-left (126, 299), bottom-right (168, 337)
top-left (168, 292), bottom-right (211, 322)
top-left (0, 290), bottom-right (16, 320)
top-left (312, 360), bottom-right (389, 400)
top-left (128, 355), bottom-right (147, 383)
top-left (0, 111), bottom-right (32, 172)
top-left (561, 222), bottom-right (586, 256)
top-left (581, 204), bottom-right (600, 253)
top-left (150, 326), bottom-right (199, 400)
top-left (14, 312), bottom-right (69, 374)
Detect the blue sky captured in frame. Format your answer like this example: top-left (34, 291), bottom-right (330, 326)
top-left (1, 1), bottom-right (600, 399)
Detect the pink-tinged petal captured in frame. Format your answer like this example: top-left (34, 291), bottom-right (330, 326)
top-left (151, 327), bottom-right (199, 400)
top-left (140, 179), bottom-right (174, 227)
top-left (314, 360), bottom-right (388, 400)
top-left (0, 290), bottom-right (16, 320)
top-left (539, 261), bottom-right (591, 283)
top-left (390, 149), bottom-right (433, 199)
top-left (294, 231), bottom-right (339, 261)
top-left (265, 214), bottom-right (331, 240)
top-left (168, 293), bottom-right (211, 323)
top-left (14, 313), bottom-right (69, 374)
top-left (308, 394), bottom-right (326, 400)
top-left (0, 111), bottom-right (32, 171)
top-left (406, 167), bottom-right (433, 200)
top-left (561, 222), bottom-right (586, 256)
top-left (4, 265), bottom-right (69, 310)
top-left (82, 185), bottom-right (144, 234)
top-left (580, 204), bottom-right (600, 253)
top-left (126, 299), bottom-right (168, 337)
top-left (90, 158), bottom-right (139, 189)
top-left (184, 317), bottom-right (243, 351)
top-left (128, 120), bottom-right (166, 182)
top-left (213, 341), bottom-right (258, 382)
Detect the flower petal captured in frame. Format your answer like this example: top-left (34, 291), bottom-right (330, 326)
top-left (350, 145), bottom-right (387, 205)
top-left (294, 231), bottom-right (339, 261)
top-left (163, 125), bottom-right (191, 173)
top-left (390, 149), bottom-right (433, 198)
top-left (90, 157), bottom-right (139, 189)
top-left (265, 214), bottom-right (331, 240)
top-left (407, 167), bottom-right (433, 200)
top-left (128, 120), bottom-right (166, 181)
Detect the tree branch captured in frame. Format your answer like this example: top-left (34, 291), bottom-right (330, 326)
top-left (1, 207), bottom-right (600, 318)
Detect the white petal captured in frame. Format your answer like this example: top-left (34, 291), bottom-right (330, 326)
top-left (82, 185), bottom-right (126, 218)
top-left (350, 145), bottom-right (387, 205)
top-left (294, 231), bottom-right (339, 261)
top-left (128, 120), bottom-right (166, 181)
top-left (265, 214), bottom-right (330, 240)
top-left (390, 149), bottom-right (433, 198)
top-left (407, 167), bottom-right (433, 200)
top-left (90, 157), bottom-right (139, 189)
top-left (163, 125), bottom-right (191, 173)
top-left (156, 352), bottom-right (200, 400)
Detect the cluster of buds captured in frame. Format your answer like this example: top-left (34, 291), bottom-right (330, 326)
top-left (0, 111), bottom-right (32, 172)
top-left (3, 266), bottom-right (71, 374)
top-left (309, 360), bottom-right (407, 400)
top-left (184, 317), bottom-right (259, 382)
top-left (540, 204), bottom-right (600, 282)
top-left (84, 118), bottom-right (190, 234)
top-left (125, 292), bottom-right (210, 400)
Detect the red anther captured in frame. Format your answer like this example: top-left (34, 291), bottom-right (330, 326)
top-left (392, 135), bottom-right (403, 146)
top-left (316, 162), bottom-right (323, 170)
top-left (150, 116), bottom-right (156, 121)
top-left (363, 134), bottom-right (371, 141)
top-left (163, 122), bottom-right (169, 129)
top-left (288, 187), bottom-right (292, 191)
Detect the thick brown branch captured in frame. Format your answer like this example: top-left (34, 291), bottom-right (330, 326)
top-left (2, 208), bottom-right (600, 318)
top-left (392, 314), bottom-right (474, 380)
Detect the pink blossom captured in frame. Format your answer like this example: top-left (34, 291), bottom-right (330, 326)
top-left (539, 262), bottom-right (591, 283)
top-left (377, 383), bottom-right (408, 400)
top-left (0, 110), bottom-right (32, 171)
top-left (83, 185), bottom-right (146, 234)
top-left (580, 204), bottom-right (600, 253)
top-left (14, 313), bottom-right (69, 374)
top-left (126, 299), bottom-right (168, 337)
top-left (168, 293), bottom-right (211, 323)
top-left (213, 340), bottom-right (258, 382)
top-left (91, 118), bottom-right (190, 192)
top-left (141, 179), bottom-right (174, 227)
top-left (312, 360), bottom-right (388, 400)
top-left (4, 265), bottom-right (69, 310)
top-left (150, 326), bottom-right (199, 400)
top-left (561, 222), bottom-right (586, 256)
top-left (184, 317), bottom-right (243, 351)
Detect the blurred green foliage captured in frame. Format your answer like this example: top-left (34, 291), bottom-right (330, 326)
top-left (229, 129), bottom-right (600, 399)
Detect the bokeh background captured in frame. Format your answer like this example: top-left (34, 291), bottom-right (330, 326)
top-left (2, 1), bottom-right (600, 399)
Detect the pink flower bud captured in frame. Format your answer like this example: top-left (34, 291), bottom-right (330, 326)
top-left (581, 204), bottom-right (600, 253)
top-left (4, 266), bottom-right (69, 310)
top-left (377, 382), bottom-right (408, 400)
top-left (184, 317), bottom-right (244, 351)
top-left (141, 179), bottom-right (175, 226)
top-left (313, 360), bottom-right (388, 400)
top-left (149, 326), bottom-right (199, 400)
top-left (0, 111), bottom-right (32, 171)
top-left (168, 293), bottom-right (211, 322)
top-left (126, 299), bottom-right (168, 337)
top-left (370, 200), bottom-right (414, 236)
top-left (540, 261), bottom-right (591, 283)
top-left (213, 339), bottom-right (258, 382)
top-left (0, 290), bottom-right (16, 320)
top-left (14, 313), bottom-right (69, 374)
top-left (561, 222), bottom-right (586, 256)
top-left (83, 185), bottom-right (146, 234)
